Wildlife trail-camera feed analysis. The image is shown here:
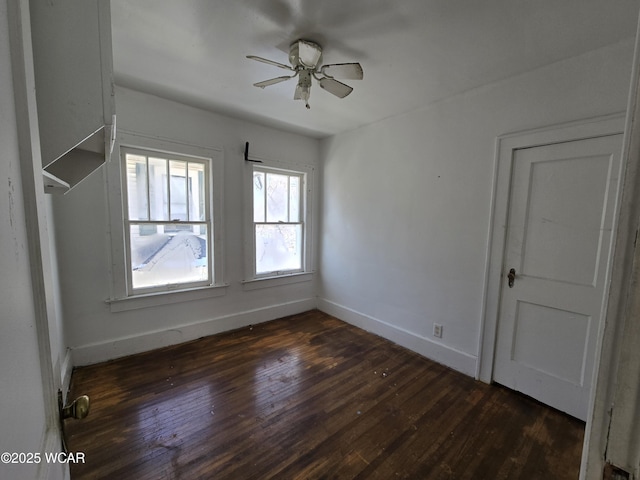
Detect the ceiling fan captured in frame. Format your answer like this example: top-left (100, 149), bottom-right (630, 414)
top-left (247, 39), bottom-right (363, 109)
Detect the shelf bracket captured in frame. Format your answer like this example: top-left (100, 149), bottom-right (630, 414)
top-left (244, 142), bottom-right (262, 163)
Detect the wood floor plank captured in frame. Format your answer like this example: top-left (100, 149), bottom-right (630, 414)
top-left (66, 310), bottom-right (584, 479)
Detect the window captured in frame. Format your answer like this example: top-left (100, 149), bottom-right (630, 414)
top-left (247, 162), bottom-right (313, 281)
top-left (122, 147), bottom-right (212, 292)
top-left (106, 132), bottom-right (225, 310)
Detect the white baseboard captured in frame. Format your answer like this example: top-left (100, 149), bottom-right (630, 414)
top-left (70, 297), bottom-right (478, 378)
top-left (71, 298), bottom-right (317, 366)
top-left (318, 298), bottom-right (477, 378)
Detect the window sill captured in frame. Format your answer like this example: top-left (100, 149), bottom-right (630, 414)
top-left (241, 272), bottom-right (314, 291)
top-left (106, 283), bottom-right (229, 313)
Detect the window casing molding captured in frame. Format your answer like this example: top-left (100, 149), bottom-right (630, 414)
top-left (106, 131), bottom-right (226, 310)
top-left (243, 157), bottom-right (315, 286)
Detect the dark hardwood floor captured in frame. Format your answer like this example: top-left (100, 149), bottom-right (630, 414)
top-left (66, 310), bottom-right (584, 479)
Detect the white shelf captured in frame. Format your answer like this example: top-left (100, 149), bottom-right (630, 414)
top-left (42, 171), bottom-right (70, 195)
top-left (30, 0), bottom-right (115, 194)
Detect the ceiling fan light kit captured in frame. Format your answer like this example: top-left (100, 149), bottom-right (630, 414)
top-left (247, 39), bottom-right (363, 109)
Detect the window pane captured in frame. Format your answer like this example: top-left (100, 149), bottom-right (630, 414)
top-left (169, 160), bottom-right (187, 221)
top-left (129, 223), bottom-right (208, 289)
top-left (266, 173), bottom-right (289, 222)
top-left (289, 176), bottom-right (300, 222)
top-left (253, 171), bottom-right (265, 222)
top-left (189, 163), bottom-right (206, 221)
top-left (255, 223), bottom-right (302, 274)
top-left (126, 154), bottom-right (148, 221)
top-left (148, 157), bottom-right (169, 221)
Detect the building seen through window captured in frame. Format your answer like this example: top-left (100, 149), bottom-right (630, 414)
top-left (124, 149), bottom-right (211, 291)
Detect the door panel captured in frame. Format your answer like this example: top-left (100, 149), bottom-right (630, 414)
top-left (493, 134), bottom-right (622, 421)
top-left (521, 154), bottom-right (612, 287)
top-left (512, 301), bottom-right (591, 385)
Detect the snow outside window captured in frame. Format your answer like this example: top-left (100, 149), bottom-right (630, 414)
top-left (123, 148), bottom-right (212, 293)
top-left (252, 167), bottom-right (305, 276)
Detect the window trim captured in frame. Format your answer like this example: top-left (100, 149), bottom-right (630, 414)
top-left (106, 131), bottom-right (226, 309)
top-left (243, 158), bottom-right (315, 285)
top-left (120, 145), bottom-right (214, 296)
top-left (252, 166), bottom-right (305, 277)
top-left (120, 145), bottom-right (214, 295)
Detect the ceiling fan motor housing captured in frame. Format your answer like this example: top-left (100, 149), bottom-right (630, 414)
top-left (289, 40), bottom-right (323, 69)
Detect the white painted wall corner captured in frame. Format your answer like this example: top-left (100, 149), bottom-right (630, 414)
top-left (317, 298), bottom-right (477, 378)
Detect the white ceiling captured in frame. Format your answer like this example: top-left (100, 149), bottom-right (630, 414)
top-left (111, 0), bottom-right (640, 139)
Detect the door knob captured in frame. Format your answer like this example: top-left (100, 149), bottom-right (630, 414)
top-left (61, 394), bottom-right (90, 420)
top-left (58, 390), bottom-right (90, 453)
top-left (507, 268), bottom-right (516, 288)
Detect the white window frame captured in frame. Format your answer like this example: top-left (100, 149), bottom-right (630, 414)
top-left (121, 147), bottom-right (212, 294)
top-left (106, 131), bottom-right (226, 311)
top-left (243, 158), bottom-right (314, 287)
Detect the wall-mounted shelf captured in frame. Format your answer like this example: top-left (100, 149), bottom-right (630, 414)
top-left (42, 171), bottom-right (70, 195)
top-left (30, 0), bottom-right (115, 195)
top-left (42, 120), bottom-right (116, 194)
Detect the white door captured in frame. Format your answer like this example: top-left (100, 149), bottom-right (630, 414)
top-left (493, 134), bottom-right (623, 421)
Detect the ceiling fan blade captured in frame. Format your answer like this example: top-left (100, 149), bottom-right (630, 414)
top-left (321, 63), bottom-right (363, 80)
top-left (297, 40), bottom-right (322, 68)
top-left (253, 75), bottom-right (295, 88)
top-left (318, 77), bottom-right (353, 98)
top-left (246, 55), bottom-right (294, 71)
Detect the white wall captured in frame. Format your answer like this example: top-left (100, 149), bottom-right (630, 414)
top-left (0, 0), bottom-right (66, 478)
top-left (52, 87), bottom-right (320, 365)
top-left (318, 39), bottom-right (636, 376)
top-left (0, 10), bottom-right (47, 479)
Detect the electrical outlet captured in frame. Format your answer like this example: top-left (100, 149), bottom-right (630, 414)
top-left (433, 323), bottom-right (443, 338)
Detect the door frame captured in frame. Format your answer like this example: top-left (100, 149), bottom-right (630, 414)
top-left (583, 12), bottom-right (640, 477)
top-left (8, 0), bottom-right (67, 478)
top-left (477, 113), bottom-right (626, 384)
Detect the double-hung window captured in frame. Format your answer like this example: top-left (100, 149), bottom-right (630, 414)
top-left (250, 164), bottom-right (311, 278)
top-left (106, 132), bottom-right (224, 311)
top-left (122, 146), bottom-right (212, 293)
